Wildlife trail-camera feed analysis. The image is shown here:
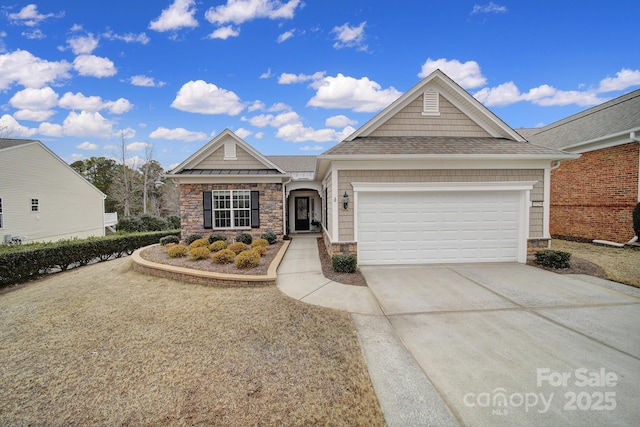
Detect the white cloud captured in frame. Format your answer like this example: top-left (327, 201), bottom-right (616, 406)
top-left (278, 71), bottom-right (325, 84)
top-left (0, 50), bottom-right (71, 90)
top-left (102, 30), bottom-right (150, 45)
top-left (248, 100), bottom-right (266, 111)
top-left (8, 4), bottom-right (62, 27)
top-left (149, 0), bottom-right (198, 32)
top-left (277, 30), bottom-right (294, 43)
top-left (149, 126), bottom-right (209, 141)
top-left (474, 81), bottom-right (608, 107)
top-left (62, 111), bottom-right (113, 137)
top-left (58, 92), bottom-right (132, 114)
top-left (598, 68), bottom-right (640, 92)
top-left (268, 102), bottom-right (290, 112)
top-left (208, 25), bottom-right (240, 39)
top-left (472, 2), bottom-right (507, 14)
top-left (22, 29), bottom-right (45, 40)
top-left (171, 80), bottom-right (244, 115)
top-left (418, 58), bottom-right (487, 89)
top-left (276, 123), bottom-right (337, 143)
top-left (77, 141), bottom-right (98, 150)
top-left (127, 141), bottom-right (151, 151)
top-left (9, 87), bottom-right (59, 110)
top-left (254, 132), bottom-right (264, 139)
top-left (108, 98), bottom-right (133, 114)
top-left (234, 127), bottom-right (252, 138)
top-left (205, 0), bottom-right (301, 25)
top-left (68, 34), bottom-right (99, 55)
top-left (260, 68), bottom-right (274, 79)
top-left (0, 114), bottom-right (37, 137)
top-left (246, 110), bottom-right (299, 128)
top-left (38, 122), bottom-right (63, 137)
top-left (130, 75), bottom-right (166, 87)
top-left (332, 21), bottom-right (367, 51)
top-left (73, 55), bottom-right (117, 78)
top-left (103, 144), bottom-right (118, 151)
top-left (307, 73), bottom-right (402, 112)
top-left (300, 145), bottom-right (324, 151)
top-left (13, 109), bottom-right (55, 121)
top-left (69, 153), bottom-right (85, 161)
top-left (325, 115), bottom-right (357, 128)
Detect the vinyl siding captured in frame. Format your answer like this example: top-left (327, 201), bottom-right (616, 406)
top-left (0, 143), bottom-right (105, 243)
top-left (196, 143), bottom-right (268, 170)
top-left (369, 95), bottom-right (491, 138)
top-left (337, 169), bottom-right (545, 241)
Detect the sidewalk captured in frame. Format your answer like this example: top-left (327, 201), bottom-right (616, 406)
top-left (276, 234), bottom-right (459, 427)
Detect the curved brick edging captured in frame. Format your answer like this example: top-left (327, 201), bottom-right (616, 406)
top-left (131, 240), bottom-right (290, 287)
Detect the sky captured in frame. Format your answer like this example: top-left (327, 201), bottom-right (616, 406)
top-left (1, 0), bottom-right (639, 171)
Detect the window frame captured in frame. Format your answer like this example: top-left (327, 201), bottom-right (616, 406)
top-left (30, 198), bottom-right (39, 213)
top-left (212, 190), bottom-right (251, 229)
top-left (0, 197), bottom-right (3, 229)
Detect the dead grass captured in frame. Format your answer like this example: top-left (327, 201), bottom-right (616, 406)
top-left (549, 239), bottom-right (640, 287)
top-left (0, 258), bottom-right (384, 426)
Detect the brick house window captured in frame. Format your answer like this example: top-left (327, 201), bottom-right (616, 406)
top-left (212, 190), bottom-right (250, 228)
top-left (30, 198), bottom-right (39, 212)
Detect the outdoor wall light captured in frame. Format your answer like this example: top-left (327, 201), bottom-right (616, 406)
top-left (342, 191), bottom-right (350, 210)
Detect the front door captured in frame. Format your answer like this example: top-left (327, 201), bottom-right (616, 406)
top-left (295, 197), bottom-right (310, 231)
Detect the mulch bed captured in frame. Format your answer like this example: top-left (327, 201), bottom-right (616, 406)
top-left (139, 241), bottom-right (284, 275)
top-left (316, 238), bottom-right (367, 286)
top-left (526, 256), bottom-right (607, 279)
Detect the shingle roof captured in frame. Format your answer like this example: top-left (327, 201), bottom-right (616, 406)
top-left (267, 155), bottom-right (316, 172)
top-left (523, 89), bottom-right (640, 150)
top-left (176, 169), bottom-right (282, 175)
top-left (320, 136), bottom-right (570, 157)
top-left (0, 138), bottom-right (37, 150)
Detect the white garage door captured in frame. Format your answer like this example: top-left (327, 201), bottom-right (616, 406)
top-left (358, 190), bottom-right (523, 265)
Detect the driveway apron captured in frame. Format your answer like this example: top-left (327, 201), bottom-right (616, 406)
top-left (360, 263), bottom-right (640, 426)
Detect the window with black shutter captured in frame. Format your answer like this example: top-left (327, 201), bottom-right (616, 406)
top-left (203, 191), bottom-right (212, 229)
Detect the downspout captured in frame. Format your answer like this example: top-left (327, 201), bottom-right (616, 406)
top-left (282, 176), bottom-right (292, 237)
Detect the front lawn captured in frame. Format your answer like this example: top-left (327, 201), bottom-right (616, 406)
top-left (0, 258), bottom-right (384, 426)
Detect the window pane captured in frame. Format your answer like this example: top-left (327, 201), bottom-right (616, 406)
top-left (215, 210), bottom-right (231, 228)
top-left (234, 209), bottom-right (250, 227)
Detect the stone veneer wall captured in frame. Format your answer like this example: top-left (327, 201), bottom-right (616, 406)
top-left (180, 183), bottom-right (283, 240)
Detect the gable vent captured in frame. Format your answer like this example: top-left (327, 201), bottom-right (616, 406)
top-left (224, 141), bottom-right (237, 160)
top-left (422, 90), bottom-right (440, 116)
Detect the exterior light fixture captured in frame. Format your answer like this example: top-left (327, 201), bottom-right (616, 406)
top-left (342, 191), bottom-right (349, 210)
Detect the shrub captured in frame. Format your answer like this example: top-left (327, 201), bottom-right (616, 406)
top-left (209, 240), bottom-right (227, 252)
top-left (160, 235), bottom-right (180, 246)
top-left (166, 215), bottom-right (181, 229)
top-left (184, 233), bottom-right (203, 246)
top-left (208, 233), bottom-right (228, 244)
top-left (167, 244), bottom-right (188, 258)
top-left (261, 231), bottom-right (277, 245)
top-left (252, 245), bottom-right (267, 257)
top-left (164, 242), bottom-right (177, 250)
top-left (212, 249), bottom-right (236, 264)
top-left (331, 254), bottom-right (357, 273)
top-left (189, 246), bottom-right (210, 260)
top-left (535, 250), bottom-right (571, 269)
top-left (251, 238), bottom-right (269, 248)
top-left (116, 216), bottom-right (144, 233)
top-left (140, 214), bottom-right (168, 231)
top-left (633, 202), bottom-right (640, 237)
top-left (228, 242), bottom-right (248, 254)
top-left (235, 250), bottom-right (260, 269)
top-left (235, 233), bottom-right (253, 245)
top-left (189, 238), bottom-right (210, 249)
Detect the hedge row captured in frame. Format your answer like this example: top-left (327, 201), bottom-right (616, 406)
top-left (0, 230), bottom-right (180, 287)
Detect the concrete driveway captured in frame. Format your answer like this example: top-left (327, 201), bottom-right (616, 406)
top-left (357, 263), bottom-right (640, 426)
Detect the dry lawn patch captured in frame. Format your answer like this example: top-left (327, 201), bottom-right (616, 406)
top-left (0, 258), bottom-right (384, 426)
top-left (550, 239), bottom-right (640, 287)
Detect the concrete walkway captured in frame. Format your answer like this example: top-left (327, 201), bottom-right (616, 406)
top-left (276, 234), bottom-right (459, 426)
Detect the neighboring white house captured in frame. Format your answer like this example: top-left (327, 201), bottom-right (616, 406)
top-left (0, 138), bottom-right (107, 244)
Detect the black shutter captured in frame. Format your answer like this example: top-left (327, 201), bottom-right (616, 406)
top-left (251, 190), bottom-right (260, 228)
top-left (203, 191), bottom-right (212, 229)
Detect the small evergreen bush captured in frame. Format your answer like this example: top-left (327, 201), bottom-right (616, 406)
top-left (160, 235), bottom-right (180, 246)
top-left (184, 233), bottom-right (203, 246)
top-left (235, 250), bottom-right (260, 269)
top-left (189, 246), bottom-right (210, 260)
top-left (116, 216), bottom-right (144, 233)
top-left (252, 245), bottom-right (267, 257)
top-left (208, 233), bottom-right (228, 244)
top-left (633, 202), bottom-right (640, 237)
top-left (166, 215), bottom-right (180, 229)
top-left (167, 244), bottom-right (188, 258)
top-left (140, 214), bottom-right (168, 231)
top-left (228, 242), bottom-right (248, 254)
top-left (331, 254), bottom-right (357, 273)
top-left (212, 249), bottom-right (236, 264)
top-left (535, 250), bottom-right (571, 269)
top-left (235, 233), bottom-right (253, 245)
top-left (261, 231), bottom-right (277, 245)
top-left (189, 238), bottom-right (209, 249)
top-left (251, 238), bottom-right (269, 248)
top-left (209, 240), bottom-right (227, 252)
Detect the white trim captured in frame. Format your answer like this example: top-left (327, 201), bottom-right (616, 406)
top-left (561, 126), bottom-right (640, 153)
top-left (166, 175), bottom-right (286, 184)
top-left (351, 181), bottom-right (537, 193)
top-left (543, 167), bottom-right (552, 239)
top-left (331, 170), bottom-right (339, 240)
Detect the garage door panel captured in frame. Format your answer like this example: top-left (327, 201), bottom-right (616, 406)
top-left (358, 191), bottom-right (523, 264)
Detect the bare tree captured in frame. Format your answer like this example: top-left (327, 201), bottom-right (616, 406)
top-left (120, 131), bottom-right (132, 217)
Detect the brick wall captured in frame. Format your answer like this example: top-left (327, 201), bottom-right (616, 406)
top-left (550, 142), bottom-right (639, 242)
top-left (180, 182), bottom-right (283, 240)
